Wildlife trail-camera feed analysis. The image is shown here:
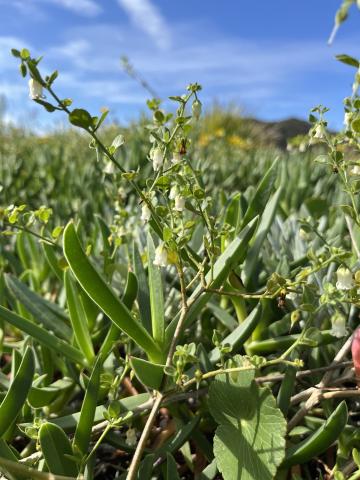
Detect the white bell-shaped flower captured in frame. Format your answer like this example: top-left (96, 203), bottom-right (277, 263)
top-left (313, 124), bottom-right (325, 139)
top-left (330, 312), bottom-right (347, 338)
top-left (141, 204), bottom-right (151, 223)
top-left (169, 186), bottom-right (177, 200)
top-left (153, 243), bottom-right (168, 267)
top-left (28, 78), bottom-right (43, 100)
top-left (174, 195), bottom-right (185, 212)
top-left (336, 267), bottom-right (354, 290)
top-left (152, 147), bottom-right (163, 171)
top-left (344, 112), bottom-right (353, 129)
top-left (125, 428), bottom-right (137, 447)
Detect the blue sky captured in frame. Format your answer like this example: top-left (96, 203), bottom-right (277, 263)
top-left (0, 0), bottom-right (359, 130)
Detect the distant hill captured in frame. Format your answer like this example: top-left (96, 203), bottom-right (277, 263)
top-left (247, 117), bottom-right (311, 149)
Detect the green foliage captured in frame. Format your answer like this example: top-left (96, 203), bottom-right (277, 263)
top-left (0, 10), bottom-right (359, 477)
top-left (209, 356), bottom-right (286, 480)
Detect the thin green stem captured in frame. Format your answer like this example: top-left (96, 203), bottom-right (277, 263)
top-left (3, 222), bottom-right (59, 248)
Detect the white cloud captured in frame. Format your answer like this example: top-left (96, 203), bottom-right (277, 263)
top-left (49, 39), bottom-right (91, 59)
top-left (117, 0), bottom-right (171, 49)
top-left (49, 0), bottom-right (101, 17)
top-left (0, 0), bottom-right (101, 18)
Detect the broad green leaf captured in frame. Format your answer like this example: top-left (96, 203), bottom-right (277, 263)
top-left (39, 422), bottom-right (78, 476)
top-left (5, 274), bottom-right (71, 340)
top-left (69, 108), bottom-right (92, 129)
top-left (132, 242), bottom-right (152, 333)
top-left (165, 217), bottom-right (258, 345)
top-left (0, 347), bottom-right (35, 438)
top-left (241, 157), bottom-right (279, 228)
top-left (147, 233), bottom-right (165, 346)
top-left (63, 222), bottom-right (162, 363)
top-left (0, 305), bottom-right (86, 366)
top-left (130, 357), bottom-right (164, 390)
top-left (208, 355), bottom-right (286, 480)
top-left (73, 356), bottom-right (102, 456)
top-left (64, 270), bottom-right (95, 364)
top-left (197, 459), bottom-right (218, 480)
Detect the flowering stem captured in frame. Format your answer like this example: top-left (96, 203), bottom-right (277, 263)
top-left (126, 259), bottom-right (189, 480)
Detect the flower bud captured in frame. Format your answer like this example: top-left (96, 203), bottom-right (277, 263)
top-left (192, 99), bottom-right (202, 119)
top-left (28, 78), bottom-right (43, 100)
